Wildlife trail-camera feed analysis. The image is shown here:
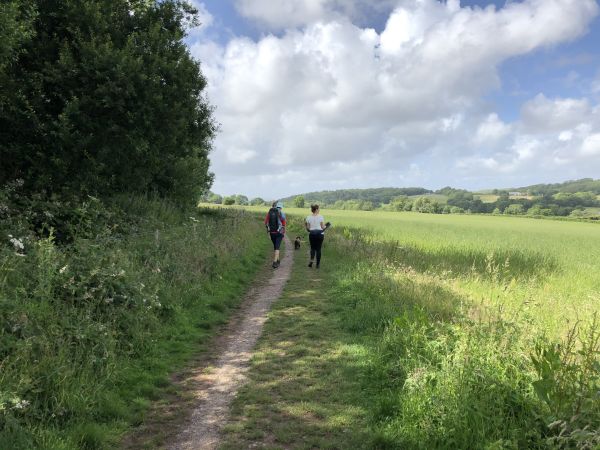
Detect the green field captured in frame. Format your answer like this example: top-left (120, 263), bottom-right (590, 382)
top-left (216, 205), bottom-right (600, 448)
top-left (475, 193), bottom-right (499, 203)
top-left (239, 205), bottom-right (600, 335)
top-left (408, 193), bottom-right (449, 203)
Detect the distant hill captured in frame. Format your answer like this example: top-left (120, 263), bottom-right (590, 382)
top-left (281, 187), bottom-right (431, 206)
top-left (278, 179), bottom-right (600, 208)
top-left (513, 178), bottom-right (600, 195)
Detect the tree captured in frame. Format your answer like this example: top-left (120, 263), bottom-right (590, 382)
top-left (0, 1), bottom-right (35, 73)
top-left (504, 204), bottom-right (524, 215)
top-left (233, 195), bottom-right (248, 205)
top-left (223, 197), bottom-right (235, 206)
top-left (250, 197), bottom-right (265, 206)
top-left (0, 0), bottom-right (215, 204)
top-left (293, 195), bottom-right (305, 208)
top-left (206, 193), bottom-right (222, 204)
top-left (359, 200), bottom-right (374, 211)
top-left (413, 197), bottom-right (441, 214)
top-left (390, 195), bottom-right (410, 211)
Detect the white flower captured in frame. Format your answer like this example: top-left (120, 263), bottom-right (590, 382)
top-left (9, 237), bottom-right (24, 251)
top-left (59, 265), bottom-right (68, 274)
top-left (13, 399), bottom-right (30, 410)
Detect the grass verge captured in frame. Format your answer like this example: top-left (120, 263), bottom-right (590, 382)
top-left (0, 197), bottom-right (266, 449)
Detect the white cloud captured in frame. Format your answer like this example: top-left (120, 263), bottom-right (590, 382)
top-left (521, 94), bottom-right (591, 132)
top-left (456, 98), bottom-right (600, 181)
top-left (191, 0), bottom-right (600, 197)
top-left (559, 130), bottom-right (573, 141)
top-left (582, 134), bottom-right (600, 156)
top-left (473, 114), bottom-right (511, 144)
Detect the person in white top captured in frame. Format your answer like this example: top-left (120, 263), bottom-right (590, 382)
top-left (305, 204), bottom-right (326, 268)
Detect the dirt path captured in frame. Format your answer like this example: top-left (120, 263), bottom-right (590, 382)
top-left (168, 235), bottom-right (293, 450)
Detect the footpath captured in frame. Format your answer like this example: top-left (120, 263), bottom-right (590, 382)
top-left (168, 235), bottom-right (295, 449)
top-left (125, 232), bottom-right (372, 449)
top-left (217, 239), bottom-right (371, 449)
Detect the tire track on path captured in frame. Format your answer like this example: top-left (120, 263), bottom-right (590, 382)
top-left (169, 235), bottom-right (293, 450)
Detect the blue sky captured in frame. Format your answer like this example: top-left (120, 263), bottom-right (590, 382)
top-left (187, 0), bottom-right (600, 198)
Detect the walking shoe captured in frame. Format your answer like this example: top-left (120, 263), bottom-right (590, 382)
top-left (275, 260), bottom-right (280, 268)
top-left (272, 261), bottom-right (278, 269)
top-left (308, 261), bottom-right (313, 268)
top-left (316, 264), bottom-right (320, 269)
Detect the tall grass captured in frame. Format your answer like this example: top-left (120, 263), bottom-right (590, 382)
top-left (324, 227), bottom-right (600, 449)
top-left (0, 196), bottom-right (265, 449)
top-left (250, 206), bottom-right (600, 336)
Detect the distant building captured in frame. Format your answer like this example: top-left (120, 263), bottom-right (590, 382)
top-left (509, 191), bottom-right (525, 196)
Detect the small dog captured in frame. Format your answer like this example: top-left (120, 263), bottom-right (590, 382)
top-left (294, 236), bottom-right (302, 250)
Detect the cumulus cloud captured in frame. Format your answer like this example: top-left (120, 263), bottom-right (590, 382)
top-left (190, 0), bottom-right (600, 197)
top-left (521, 94), bottom-right (591, 132)
top-left (582, 133), bottom-right (600, 156)
top-left (456, 96), bottom-right (600, 180)
top-left (473, 114), bottom-right (511, 145)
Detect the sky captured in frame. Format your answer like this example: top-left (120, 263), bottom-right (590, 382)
top-left (186, 0), bottom-right (600, 199)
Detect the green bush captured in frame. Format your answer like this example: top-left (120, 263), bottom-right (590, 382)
top-left (1, 0), bottom-right (215, 204)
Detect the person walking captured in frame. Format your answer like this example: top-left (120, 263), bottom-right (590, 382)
top-left (305, 204), bottom-right (326, 269)
top-left (265, 201), bottom-right (286, 268)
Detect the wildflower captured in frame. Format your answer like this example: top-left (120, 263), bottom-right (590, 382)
top-left (8, 235), bottom-right (24, 252)
top-left (59, 265), bottom-right (68, 274)
top-left (13, 399), bottom-right (30, 410)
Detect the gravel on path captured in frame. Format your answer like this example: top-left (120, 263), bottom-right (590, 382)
top-left (169, 235), bottom-right (293, 450)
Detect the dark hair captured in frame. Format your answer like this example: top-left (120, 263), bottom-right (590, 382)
top-left (311, 204), bottom-right (319, 213)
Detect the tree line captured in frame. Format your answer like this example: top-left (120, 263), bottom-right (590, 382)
top-left (203, 178), bottom-right (600, 218)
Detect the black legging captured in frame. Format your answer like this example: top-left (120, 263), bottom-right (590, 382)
top-left (309, 231), bottom-right (324, 265)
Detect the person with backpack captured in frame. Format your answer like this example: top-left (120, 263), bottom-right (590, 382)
top-left (305, 204), bottom-right (327, 269)
top-left (265, 201), bottom-right (286, 268)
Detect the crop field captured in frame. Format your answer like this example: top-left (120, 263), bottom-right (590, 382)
top-left (241, 205), bottom-right (600, 335)
top-left (474, 193), bottom-right (499, 202)
top-left (407, 193), bottom-right (449, 203)
top-left (218, 205), bottom-right (600, 447)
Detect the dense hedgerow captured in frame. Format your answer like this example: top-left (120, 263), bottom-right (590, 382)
top-left (1, 0), bottom-right (215, 205)
top-left (0, 188), bottom-right (265, 449)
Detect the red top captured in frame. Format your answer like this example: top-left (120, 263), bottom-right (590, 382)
top-left (264, 210), bottom-right (286, 234)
